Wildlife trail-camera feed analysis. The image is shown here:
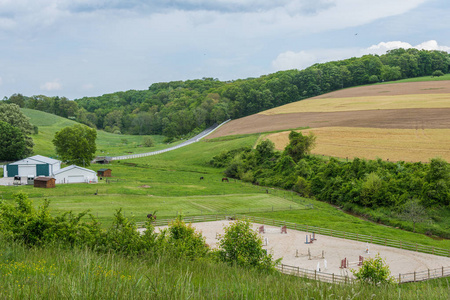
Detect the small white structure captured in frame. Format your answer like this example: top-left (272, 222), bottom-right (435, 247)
top-left (54, 165), bottom-right (98, 184)
top-left (3, 155), bottom-right (61, 178)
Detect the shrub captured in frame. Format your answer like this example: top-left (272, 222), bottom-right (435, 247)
top-left (351, 254), bottom-right (396, 285)
top-left (167, 215), bottom-right (209, 260)
top-left (143, 137), bottom-right (154, 147)
top-left (217, 219), bottom-right (280, 271)
top-left (432, 70), bottom-right (444, 77)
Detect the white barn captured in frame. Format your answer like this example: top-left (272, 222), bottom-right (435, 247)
top-left (3, 155), bottom-right (61, 178)
top-left (53, 165), bottom-right (98, 184)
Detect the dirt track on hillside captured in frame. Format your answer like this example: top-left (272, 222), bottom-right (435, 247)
top-left (206, 108), bottom-right (450, 138)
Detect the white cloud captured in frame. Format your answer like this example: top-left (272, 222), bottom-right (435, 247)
top-left (367, 40), bottom-right (450, 55)
top-left (40, 80), bottom-right (62, 91)
top-left (272, 40), bottom-right (450, 71)
top-left (272, 51), bottom-right (318, 71)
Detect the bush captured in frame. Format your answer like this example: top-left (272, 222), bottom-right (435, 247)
top-left (368, 75), bottom-right (379, 83)
top-left (143, 137), bottom-right (154, 147)
top-left (217, 219), bottom-right (279, 271)
top-left (432, 70), bottom-right (444, 77)
top-left (351, 254), bottom-right (396, 285)
top-left (167, 215), bottom-right (209, 260)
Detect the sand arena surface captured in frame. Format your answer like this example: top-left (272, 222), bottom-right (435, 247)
top-left (145, 221), bottom-right (450, 278)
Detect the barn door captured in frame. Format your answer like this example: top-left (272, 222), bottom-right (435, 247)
top-left (36, 164), bottom-right (49, 176)
top-left (6, 165), bottom-right (18, 177)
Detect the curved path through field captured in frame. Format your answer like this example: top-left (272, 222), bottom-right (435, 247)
top-left (111, 119), bottom-right (230, 160)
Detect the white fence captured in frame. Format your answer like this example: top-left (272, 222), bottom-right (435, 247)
top-left (111, 119), bottom-right (231, 161)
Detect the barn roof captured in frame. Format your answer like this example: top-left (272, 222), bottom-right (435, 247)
top-left (9, 155), bottom-right (61, 165)
top-left (98, 168), bottom-right (111, 172)
top-left (54, 165), bottom-right (96, 175)
top-left (34, 176), bottom-right (55, 182)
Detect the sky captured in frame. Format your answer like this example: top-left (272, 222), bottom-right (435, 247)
top-left (1, 0), bottom-right (450, 100)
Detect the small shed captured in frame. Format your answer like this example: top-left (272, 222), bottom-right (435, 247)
top-left (97, 168), bottom-right (112, 177)
top-left (34, 176), bottom-right (56, 188)
top-left (54, 165), bottom-right (98, 184)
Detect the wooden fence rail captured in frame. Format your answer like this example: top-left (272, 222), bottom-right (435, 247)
top-left (277, 264), bottom-right (352, 284)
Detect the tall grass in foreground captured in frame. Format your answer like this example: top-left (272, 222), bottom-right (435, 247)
top-left (1, 239), bottom-right (449, 299)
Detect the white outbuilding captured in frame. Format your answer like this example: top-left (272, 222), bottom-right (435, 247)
top-left (3, 155), bottom-right (61, 178)
top-left (53, 165), bottom-right (98, 184)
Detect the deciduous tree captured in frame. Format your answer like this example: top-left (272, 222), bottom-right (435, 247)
top-left (0, 121), bottom-right (26, 161)
top-left (53, 124), bottom-right (97, 166)
top-left (0, 103), bottom-right (34, 157)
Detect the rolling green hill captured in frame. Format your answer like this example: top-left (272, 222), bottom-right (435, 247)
top-left (21, 109), bottom-right (168, 158)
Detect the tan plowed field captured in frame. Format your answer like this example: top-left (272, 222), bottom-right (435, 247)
top-left (266, 127), bottom-right (450, 162)
top-left (206, 81), bottom-right (450, 162)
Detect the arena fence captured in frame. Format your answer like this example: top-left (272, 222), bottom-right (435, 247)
top-left (137, 214), bottom-right (450, 284)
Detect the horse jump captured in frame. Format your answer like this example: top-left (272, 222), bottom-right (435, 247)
top-left (305, 233), bottom-right (317, 244)
top-left (340, 256), bottom-right (364, 269)
top-left (295, 248), bottom-right (325, 260)
top-left (258, 225), bottom-right (287, 234)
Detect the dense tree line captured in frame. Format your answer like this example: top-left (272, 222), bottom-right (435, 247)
top-left (3, 49), bottom-right (450, 138)
top-left (211, 134), bottom-right (450, 236)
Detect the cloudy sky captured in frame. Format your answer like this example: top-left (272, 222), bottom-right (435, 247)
top-left (1, 0), bottom-right (450, 99)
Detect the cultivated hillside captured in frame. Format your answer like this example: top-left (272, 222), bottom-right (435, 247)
top-left (207, 80), bottom-right (450, 162)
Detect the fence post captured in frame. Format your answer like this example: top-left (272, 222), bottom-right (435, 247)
top-left (398, 274), bottom-right (401, 284)
top-left (432, 247), bottom-right (435, 255)
top-left (428, 269), bottom-right (430, 279)
top-left (442, 266), bottom-right (444, 277)
top-left (315, 270), bottom-right (317, 281)
top-left (414, 271), bottom-right (416, 282)
top-left (332, 273), bottom-right (334, 283)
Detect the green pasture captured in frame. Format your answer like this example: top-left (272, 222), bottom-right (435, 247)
top-left (32, 193), bottom-right (305, 225)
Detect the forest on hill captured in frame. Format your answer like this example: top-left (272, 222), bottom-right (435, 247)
top-left (3, 48), bottom-right (450, 138)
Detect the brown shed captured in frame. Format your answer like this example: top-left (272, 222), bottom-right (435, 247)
top-left (97, 168), bottom-right (112, 177)
top-left (34, 176), bottom-right (56, 188)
